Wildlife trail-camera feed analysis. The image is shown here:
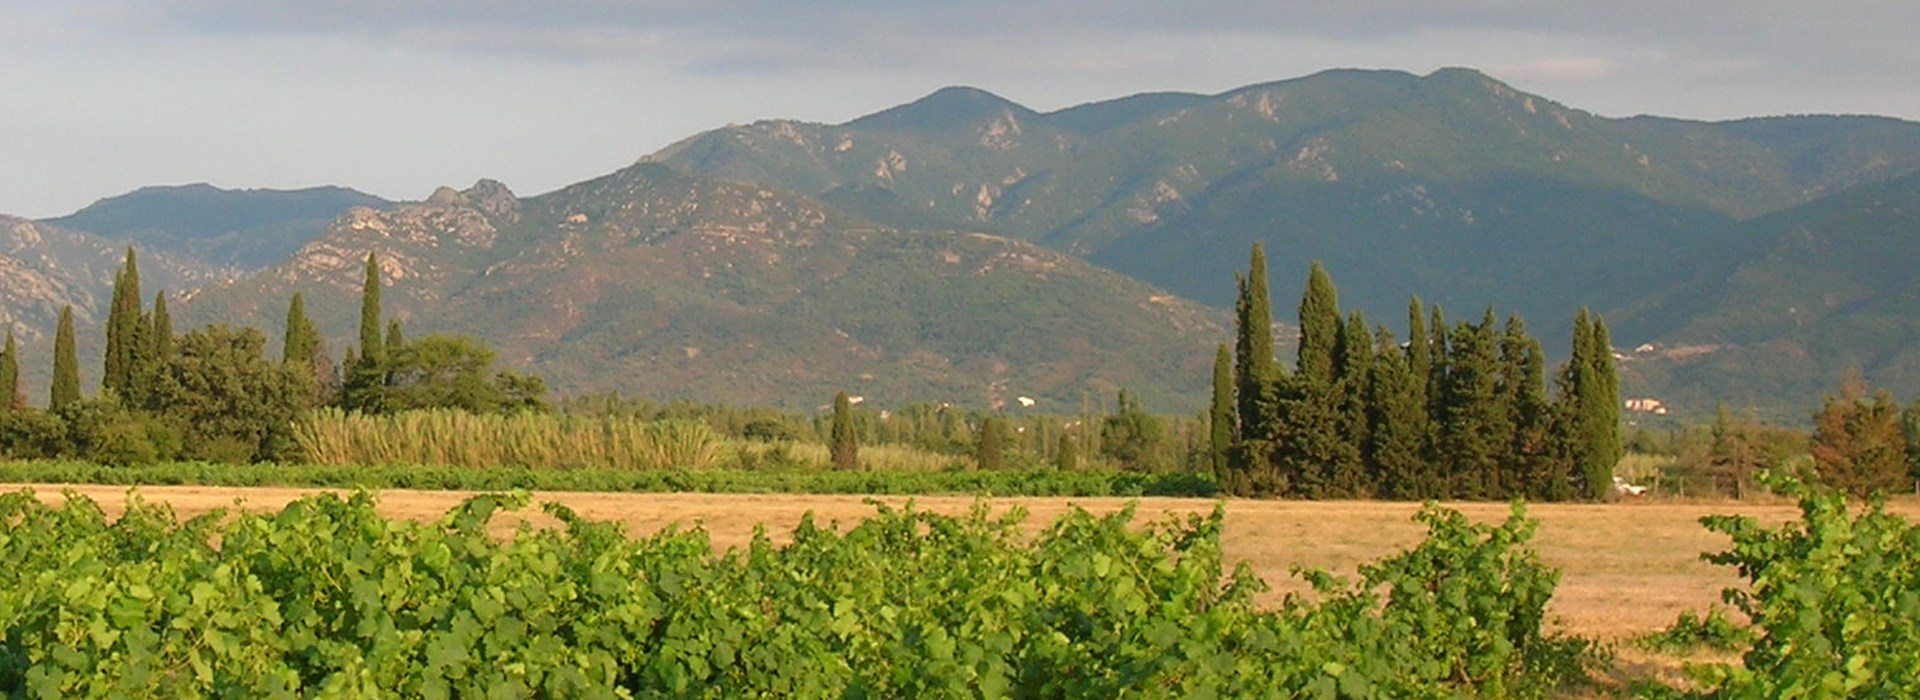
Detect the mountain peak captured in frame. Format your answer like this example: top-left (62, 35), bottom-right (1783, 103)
top-left (844, 85), bottom-right (1038, 131)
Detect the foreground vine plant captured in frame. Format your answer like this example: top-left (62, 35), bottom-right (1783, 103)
top-left (0, 491), bottom-right (1590, 697)
top-left (1684, 483), bottom-right (1920, 697)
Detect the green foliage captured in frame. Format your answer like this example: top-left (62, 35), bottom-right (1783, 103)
top-left (50, 306), bottom-right (81, 410)
top-left (1692, 484), bottom-right (1920, 697)
top-left (1556, 309), bottom-right (1622, 501)
top-left (1208, 343), bottom-right (1233, 481)
top-left (830, 391), bottom-right (858, 470)
top-left (975, 415), bottom-right (1007, 471)
top-left (381, 335), bottom-right (507, 413)
top-left (1351, 502), bottom-right (1589, 694)
top-left (1222, 256), bottom-right (1587, 501)
top-left (150, 325), bottom-right (304, 462)
top-left (0, 328), bottom-right (19, 411)
top-left (52, 397), bottom-right (181, 466)
top-left (1297, 259), bottom-right (1341, 386)
top-left (343, 252), bottom-right (386, 411)
top-left (1099, 390), bottom-right (1167, 471)
top-left (1636, 608), bottom-right (1753, 654)
top-left (1053, 431), bottom-right (1079, 471)
top-left (102, 248), bottom-right (144, 401)
top-left (0, 461), bottom-right (1221, 497)
top-left (1233, 244), bottom-right (1276, 439)
top-left (0, 409), bottom-right (68, 459)
top-left (0, 491), bottom-right (1589, 696)
top-left (145, 291), bottom-right (173, 393)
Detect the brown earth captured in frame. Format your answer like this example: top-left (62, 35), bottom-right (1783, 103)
top-left (9, 484), bottom-right (1915, 644)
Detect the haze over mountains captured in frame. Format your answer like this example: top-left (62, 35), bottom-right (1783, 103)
top-left (5, 67), bottom-right (1920, 417)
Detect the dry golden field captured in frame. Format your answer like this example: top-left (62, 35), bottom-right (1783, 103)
top-left (9, 484), bottom-right (1916, 646)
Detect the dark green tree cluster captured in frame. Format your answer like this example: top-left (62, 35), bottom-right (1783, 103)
top-left (0, 249), bottom-right (551, 465)
top-left (337, 254), bottom-right (547, 415)
top-left (1213, 247), bottom-right (1623, 500)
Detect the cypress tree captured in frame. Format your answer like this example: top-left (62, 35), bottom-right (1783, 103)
top-left (1500, 315), bottom-right (1555, 499)
top-left (283, 293), bottom-right (324, 408)
top-left (1436, 312), bottom-right (1507, 498)
top-left (148, 291), bottom-right (173, 364)
top-left (1369, 328), bottom-right (1436, 499)
top-left (1406, 297), bottom-right (1430, 411)
top-left (103, 248), bottom-right (144, 399)
top-left (1296, 260), bottom-right (1340, 386)
top-left (0, 328), bottom-right (18, 411)
top-left (1209, 343), bottom-right (1235, 486)
top-left (344, 253), bottom-right (387, 411)
top-left (1328, 311), bottom-right (1374, 495)
top-left (1055, 431), bottom-right (1080, 471)
top-left (386, 320), bottom-right (406, 356)
top-left (1234, 245), bottom-right (1276, 434)
top-left (1427, 305), bottom-right (1450, 423)
top-left (1586, 316), bottom-right (1624, 496)
top-left (976, 416), bottom-right (1006, 470)
top-left (359, 253), bottom-right (384, 368)
top-left (830, 391), bottom-right (858, 470)
top-left (283, 292), bottom-right (320, 367)
top-left (1557, 308), bottom-right (1619, 500)
top-left (51, 306), bottom-right (80, 409)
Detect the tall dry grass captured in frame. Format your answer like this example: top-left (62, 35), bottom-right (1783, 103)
top-left (294, 409), bottom-right (724, 470)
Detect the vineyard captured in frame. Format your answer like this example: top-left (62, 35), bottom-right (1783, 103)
top-left (1, 490), bottom-right (1590, 698)
top-left (2, 485), bottom-right (1914, 697)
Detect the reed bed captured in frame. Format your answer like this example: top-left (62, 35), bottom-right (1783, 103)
top-left (294, 409), bottom-right (725, 470)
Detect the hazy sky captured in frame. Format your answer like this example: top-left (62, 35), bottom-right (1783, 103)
top-left (4, 1), bottom-right (1916, 218)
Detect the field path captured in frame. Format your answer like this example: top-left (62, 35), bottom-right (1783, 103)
top-left (10, 484), bottom-right (1914, 640)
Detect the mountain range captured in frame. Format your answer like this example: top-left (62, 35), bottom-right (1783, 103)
top-left (4, 67), bottom-right (1920, 418)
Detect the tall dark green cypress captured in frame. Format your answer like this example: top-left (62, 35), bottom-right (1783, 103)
top-left (1296, 260), bottom-right (1340, 386)
top-left (1209, 343), bottom-right (1235, 486)
top-left (103, 248), bottom-right (144, 399)
top-left (1436, 312), bottom-right (1507, 498)
top-left (51, 306), bottom-right (80, 410)
top-left (0, 328), bottom-right (18, 411)
top-left (1328, 311), bottom-right (1374, 495)
top-left (830, 391), bottom-right (858, 470)
top-left (1369, 328), bottom-right (1436, 499)
top-left (345, 253), bottom-right (386, 411)
top-left (148, 292), bottom-right (173, 369)
top-left (386, 320), bottom-right (405, 357)
top-left (1234, 245), bottom-right (1276, 434)
top-left (1499, 315), bottom-right (1556, 499)
top-left (283, 292), bottom-right (319, 367)
top-left (359, 253), bottom-right (385, 369)
top-left (1588, 315), bottom-right (1623, 491)
top-left (1557, 308), bottom-right (1618, 500)
top-left (976, 416), bottom-right (1006, 471)
top-left (1427, 305), bottom-right (1450, 422)
top-left (1406, 297), bottom-right (1430, 411)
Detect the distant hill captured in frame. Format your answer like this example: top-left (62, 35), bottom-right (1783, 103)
top-left (45, 184), bottom-right (389, 269)
top-left (1618, 170), bottom-right (1920, 418)
top-left (0, 215), bottom-right (232, 402)
top-left (179, 169), bottom-right (1229, 411)
top-left (25, 67), bottom-right (1920, 418)
top-left (650, 68), bottom-right (1920, 354)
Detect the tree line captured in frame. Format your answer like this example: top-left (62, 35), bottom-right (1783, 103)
top-left (1209, 245), bottom-right (1623, 500)
top-left (0, 250), bottom-right (542, 463)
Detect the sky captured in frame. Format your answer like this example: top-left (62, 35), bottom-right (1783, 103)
top-left (3, 1), bottom-right (1917, 218)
